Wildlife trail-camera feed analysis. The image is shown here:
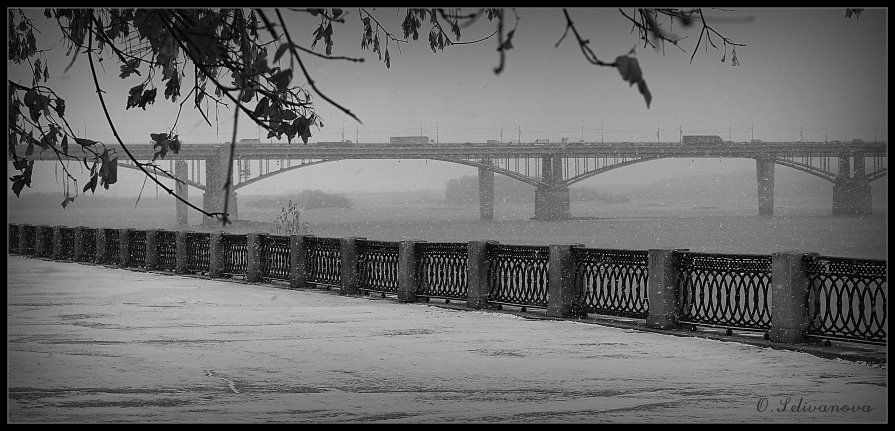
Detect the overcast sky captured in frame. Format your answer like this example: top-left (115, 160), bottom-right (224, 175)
top-left (8, 7), bottom-right (889, 195)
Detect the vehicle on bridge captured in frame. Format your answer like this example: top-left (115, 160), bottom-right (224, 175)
top-left (388, 136), bottom-right (433, 146)
top-left (682, 135), bottom-right (724, 145)
top-left (313, 141), bottom-right (354, 147)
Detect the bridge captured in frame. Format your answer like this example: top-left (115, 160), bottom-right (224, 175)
top-left (13, 141), bottom-right (888, 224)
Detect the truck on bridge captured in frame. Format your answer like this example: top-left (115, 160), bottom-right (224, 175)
top-left (682, 135), bottom-right (724, 145)
top-left (389, 136), bottom-right (432, 146)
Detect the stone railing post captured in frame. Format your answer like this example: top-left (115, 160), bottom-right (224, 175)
top-left (398, 240), bottom-right (425, 303)
top-left (73, 226), bottom-right (84, 262)
top-left (51, 225), bottom-right (63, 260)
top-left (768, 251), bottom-right (818, 344)
top-left (290, 235), bottom-right (311, 289)
top-left (119, 228), bottom-right (131, 268)
top-left (340, 237), bottom-right (364, 295)
top-left (645, 249), bottom-right (687, 329)
top-left (95, 228), bottom-right (107, 263)
top-left (547, 244), bottom-right (583, 318)
top-left (145, 230), bottom-right (158, 271)
top-left (174, 231), bottom-right (188, 274)
top-left (467, 240), bottom-right (497, 309)
top-left (209, 232), bottom-right (223, 278)
top-left (246, 233), bottom-right (262, 282)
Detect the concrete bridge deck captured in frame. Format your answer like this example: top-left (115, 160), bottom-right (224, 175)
top-left (7, 256), bottom-right (887, 423)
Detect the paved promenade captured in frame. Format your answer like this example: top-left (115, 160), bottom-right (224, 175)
top-left (7, 256), bottom-right (887, 423)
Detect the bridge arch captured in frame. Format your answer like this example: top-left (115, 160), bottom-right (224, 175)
top-left (563, 156), bottom-right (665, 186)
top-left (227, 156), bottom-right (551, 190)
top-left (116, 162), bottom-right (206, 191)
top-left (771, 159), bottom-right (838, 182)
top-left (233, 159), bottom-right (340, 191)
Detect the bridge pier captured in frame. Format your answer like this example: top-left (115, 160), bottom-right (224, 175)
top-left (533, 155), bottom-right (571, 221)
top-left (478, 163), bottom-right (494, 220)
top-left (534, 185), bottom-right (571, 221)
top-left (202, 151), bottom-right (239, 225)
top-left (832, 178), bottom-right (872, 216)
top-left (174, 160), bottom-right (189, 226)
top-left (755, 158), bottom-right (775, 216)
top-left (832, 153), bottom-right (872, 216)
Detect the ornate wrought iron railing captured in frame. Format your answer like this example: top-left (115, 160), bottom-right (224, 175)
top-left (78, 228), bottom-right (96, 262)
top-left (9, 224), bottom-right (20, 254)
top-left (185, 232), bottom-right (210, 274)
top-left (805, 256), bottom-right (887, 345)
top-left (220, 233), bottom-right (248, 277)
top-left (306, 236), bottom-right (342, 287)
top-left (677, 252), bottom-right (772, 331)
top-left (20, 225), bottom-right (36, 256)
top-left (357, 239), bottom-right (400, 294)
top-left (58, 227), bottom-right (76, 261)
top-left (155, 230), bottom-right (177, 272)
top-left (128, 230), bottom-right (147, 268)
top-left (260, 234), bottom-right (291, 281)
top-left (418, 242), bottom-right (469, 301)
top-left (487, 244), bottom-right (550, 308)
top-left (102, 229), bottom-right (121, 265)
top-left (573, 248), bottom-right (649, 318)
top-left (38, 226), bottom-right (54, 258)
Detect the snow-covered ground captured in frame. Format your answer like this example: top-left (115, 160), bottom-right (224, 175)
top-left (7, 256), bottom-right (887, 423)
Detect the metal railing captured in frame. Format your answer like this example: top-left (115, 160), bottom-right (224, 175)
top-left (102, 229), bottom-right (120, 265)
top-left (155, 230), bottom-right (177, 272)
top-left (305, 236), bottom-right (341, 288)
top-left (58, 227), bottom-right (75, 261)
top-left (20, 225), bottom-right (36, 255)
top-left (220, 233), bottom-right (248, 277)
top-left (185, 232), bottom-right (210, 274)
top-left (417, 242), bottom-right (469, 301)
top-left (357, 239), bottom-right (400, 294)
top-left (38, 226), bottom-right (54, 258)
top-left (9, 224), bottom-right (20, 254)
top-left (128, 230), bottom-right (147, 268)
top-left (806, 256), bottom-right (887, 345)
top-left (677, 252), bottom-right (773, 331)
top-left (78, 228), bottom-right (96, 262)
top-left (487, 244), bottom-right (550, 308)
top-left (6, 222), bottom-right (887, 346)
top-left (574, 248), bottom-right (649, 318)
top-left (259, 234), bottom-right (291, 281)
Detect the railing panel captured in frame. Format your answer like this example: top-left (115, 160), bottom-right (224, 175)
top-left (677, 252), bottom-right (772, 331)
top-left (488, 244), bottom-right (550, 308)
top-left (573, 248), bottom-right (649, 318)
top-left (128, 230), bottom-right (147, 268)
top-left (155, 230), bottom-right (178, 272)
top-left (220, 234), bottom-right (248, 277)
top-left (20, 225), bottom-right (36, 256)
top-left (38, 226), bottom-right (54, 258)
top-left (79, 228), bottom-right (96, 262)
top-left (418, 242), bottom-right (469, 300)
top-left (185, 232), bottom-right (210, 274)
top-left (806, 256), bottom-right (887, 345)
top-left (59, 227), bottom-right (75, 261)
top-left (9, 224), bottom-right (20, 254)
top-left (357, 239), bottom-right (400, 294)
top-left (306, 237), bottom-right (342, 287)
top-left (260, 234), bottom-right (291, 281)
top-left (102, 229), bottom-right (120, 265)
